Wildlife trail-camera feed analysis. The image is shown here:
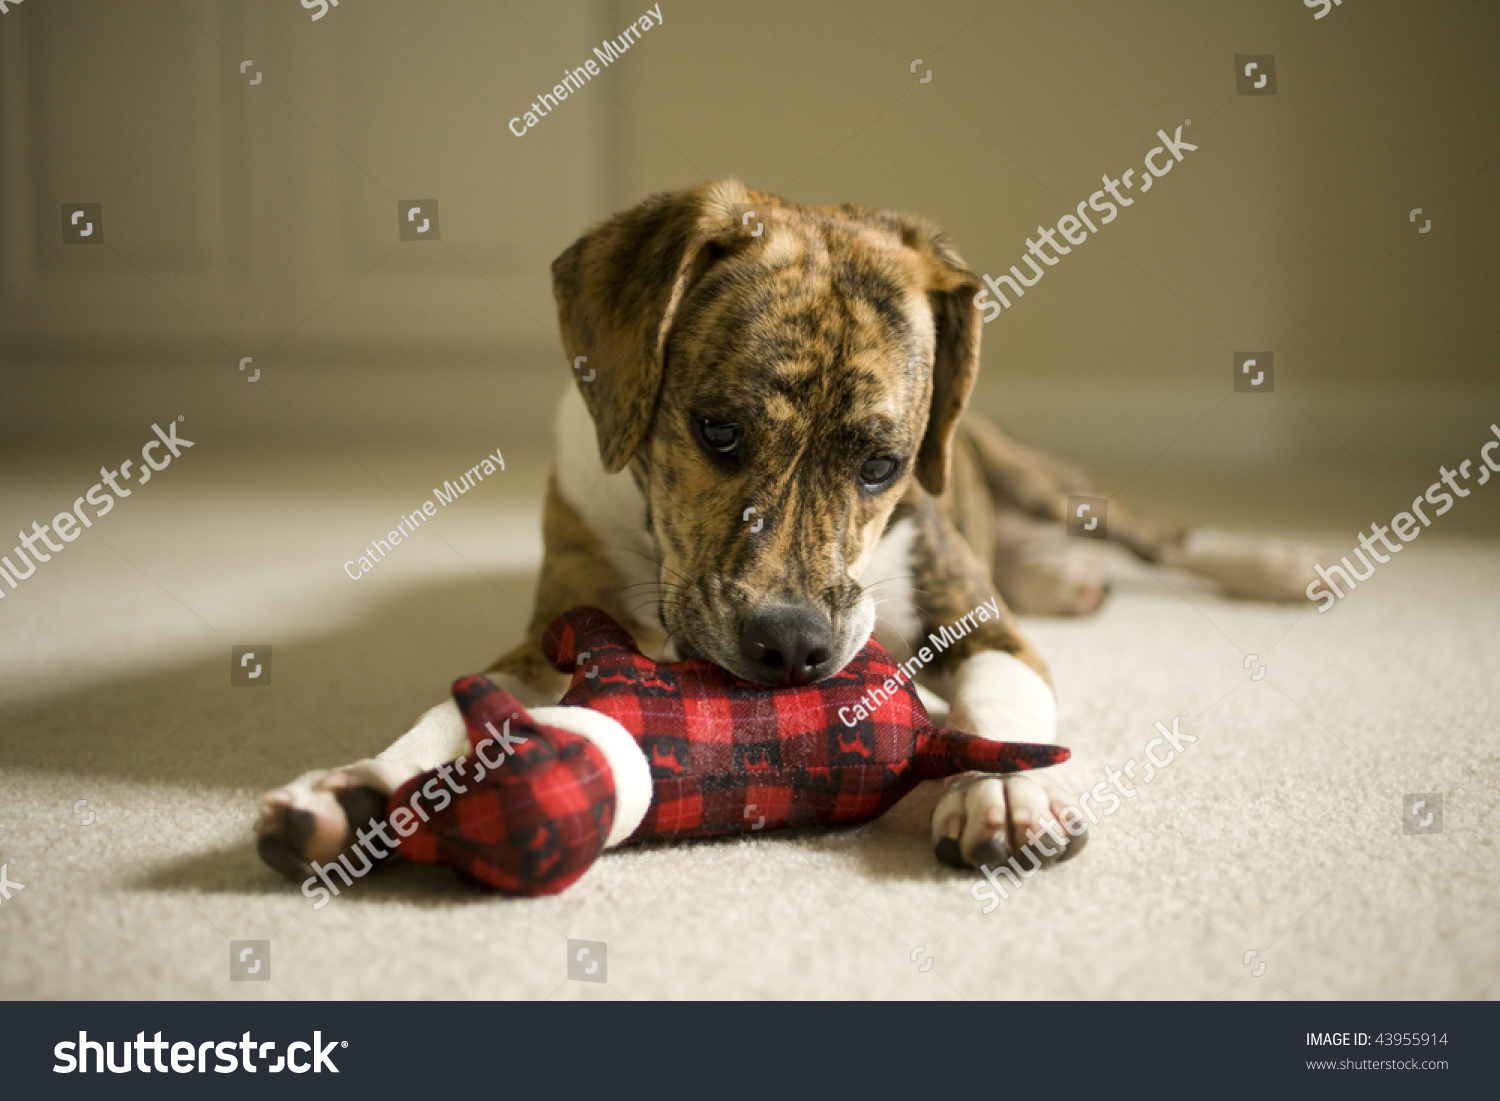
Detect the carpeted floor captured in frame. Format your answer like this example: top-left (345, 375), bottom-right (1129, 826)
top-left (2, 430), bottom-right (1497, 1001)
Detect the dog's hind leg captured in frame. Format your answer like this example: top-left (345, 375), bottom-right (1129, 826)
top-left (989, 504), bottom-right (1110, 616)
top-left (962, 413), bottom-right (1323, 604)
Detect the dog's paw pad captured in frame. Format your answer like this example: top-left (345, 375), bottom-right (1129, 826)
top-left (256, 765), bottom-right (398, 882)
top-left (256, 806), bottom-right (318, 882)
top-left (931, 771), bottom-right (1087, 871)
top-left (933, 832), bottom-right (965, 869)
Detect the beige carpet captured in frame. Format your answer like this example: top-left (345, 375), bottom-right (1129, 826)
top-left (2, 427), bottom-right (1497, 1002)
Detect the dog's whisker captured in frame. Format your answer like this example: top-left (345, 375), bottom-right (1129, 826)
top-left (625, 599), bottom-right (687, 619)
top-left (614, 586), bottom-right (681, 605)
top-left (615, 555), bottom-right (696, 592)
top-left (621, 588), bottom-right (682, 606)
top-left (655, 620), bottom-right (699, 663)
top-left (861, 578), bottom-right (931, 598)
top-left (624, 600), bottom-right (687, 618)
top-left (612, 577), bottom-right (687, 599)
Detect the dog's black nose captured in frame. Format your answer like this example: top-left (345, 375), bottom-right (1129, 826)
top-left (738, 604), bottom-right (836, 686)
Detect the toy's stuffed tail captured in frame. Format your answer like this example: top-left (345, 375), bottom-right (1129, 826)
top-left (913, 726), bottom-right (1069, 781)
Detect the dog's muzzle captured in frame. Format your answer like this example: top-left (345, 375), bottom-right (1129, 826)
top-left (737, 602), bottom-right (837, 686)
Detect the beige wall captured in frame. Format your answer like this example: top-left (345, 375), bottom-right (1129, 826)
top-left (611, 0), bottom-right (1499, 382)
top-left (2, 1), bottom-right (1496, 505)
top-left (0, 0), bottom-right (616, 363)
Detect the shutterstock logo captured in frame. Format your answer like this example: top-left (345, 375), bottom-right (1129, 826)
top-left (1306, 423), bottom-right (1500, 611)
top-left (1235, 55), bottom-right (1277, 95)
top-left (1234, 351), bottom-right (1274, 393)
top-left (230, 645), bottom-right (272, 687)
top-left (62, 203), bottom-right (102, 243)
top-left (1067, 496), bottom-right (1108, 539)
top-left (54, 1031), bottom-right (346, 1074)
top-left (398, 200), bottom-right (439, 240)
top-left (0, 421), bottom-right (194, 607)
top-left (975, 121), bottom-right (1198, 323)
top-left (230, 940), bottom-right (270, 981)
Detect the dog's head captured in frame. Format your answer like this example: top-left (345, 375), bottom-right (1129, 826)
top-left (552, 180), bottom-right (982, 686)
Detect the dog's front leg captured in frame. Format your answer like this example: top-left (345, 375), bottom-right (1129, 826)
top-left (927, 651), bottom-right (1088, 873)
top-left (258, 658), bottom-right (567, 886)
top-left (255, 699), bottom-right (474, 881)
top-left (257, 472), bottom-right (626, 881)
top-left (904, 508), bottom-right (1088, 872)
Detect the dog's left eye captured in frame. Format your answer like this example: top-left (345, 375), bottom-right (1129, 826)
top-left (859, 457), bottom-right (899, 489)
top-left (698, 420), bottom-right (741, 456)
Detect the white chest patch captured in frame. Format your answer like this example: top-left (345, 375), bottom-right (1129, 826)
top-left (858, 516), bottom-right (921, 658)
top-left (552, 387), bottom-right (662, 630)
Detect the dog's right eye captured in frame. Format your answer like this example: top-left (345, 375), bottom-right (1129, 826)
top-left (697, 419), bottom-right (741, 457)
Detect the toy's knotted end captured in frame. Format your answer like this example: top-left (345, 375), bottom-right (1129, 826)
top-left (915, 726), bottom-right (1071, 780)
top-left (542, 606), bottom-right (645, 674)
top-left (451, 674), bottom-right (534, 751)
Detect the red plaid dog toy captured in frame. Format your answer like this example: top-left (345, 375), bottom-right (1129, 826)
top-left (388, 607), bottom-right (1068, 896)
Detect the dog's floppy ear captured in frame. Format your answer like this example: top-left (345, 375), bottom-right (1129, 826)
top-left (897, 217), bottom-right (983, 497)
top-left (551, 180), bottom-right (753, 473)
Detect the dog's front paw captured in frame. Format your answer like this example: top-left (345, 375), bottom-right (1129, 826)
top-left (930, 770), bottom-right (1087, 871)
top-left (256, 761), bottom-right (409, 882)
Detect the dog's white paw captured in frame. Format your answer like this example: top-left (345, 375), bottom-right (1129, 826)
top-left (930, 770), bottom-right (1087, 870)
top-left (1163, 529), bottom-right (1326, 603)
top-left (929, 650), bottom-right (1079, 869)
top-left (256, 760), bottom-right (409, 881)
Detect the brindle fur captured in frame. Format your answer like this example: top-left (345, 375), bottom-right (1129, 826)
top-left (488, 179), bottom-right (1187, 693)
top-left (255, 179), bottom-right (1312, 883)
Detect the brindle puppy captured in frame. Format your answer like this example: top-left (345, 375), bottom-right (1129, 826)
top-left (258, 180), bottom-right (1319, 878)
